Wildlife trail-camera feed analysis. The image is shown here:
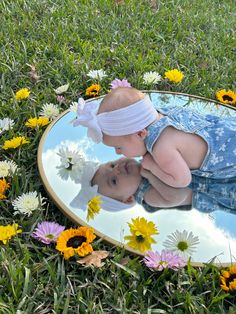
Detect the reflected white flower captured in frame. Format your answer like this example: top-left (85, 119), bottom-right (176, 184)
top-left (39, 103), bottom-right (60, 120)
top-left (87, 69), bottom-right (107, 80)
top-left (0, 160), bottom-right (18, 178)
top-left (143, 71), bottom-right (162, 84)
top-left (0, 118), bottom-right (15, 134)
top-left (56, 147), bottom-right (85, 182)
top-left (69, 102), bottom-right (78, 113)
top-left (12, 191), bottom-right (45, 216)
top-left (163, 230), bottom-right (200, 259)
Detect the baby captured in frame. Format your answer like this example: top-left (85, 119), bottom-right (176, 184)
top-left (91, 157), bottom-right (192, 211)
top-left (73, 87), bottom-right (236, 212)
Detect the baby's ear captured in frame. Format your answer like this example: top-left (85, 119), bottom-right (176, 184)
top-left (137, 129), bottom-right (148, 140)
top-left (124, 195), bottom-right (135, 204)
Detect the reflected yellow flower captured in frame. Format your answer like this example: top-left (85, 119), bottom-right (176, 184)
top-left (220, 265), bottom-right (236, 291)
top-left (25, 117), bottom-right (49, 128)
top-left (0, 223), bottom-right (22, 244)
top-left (15, 88), bottom-right (30, 101)
top-left (2, 136), bottom-right (29, 150)
top-left (124, 217), bottom-right (159, 252)
top-left (216, 89), bottom-right (236, 105)
top-left (0, 179), bottom-right (10, 199)
top-left (87, 196), bottom-right (102, 221)
top-left (164, 69), bottom-right (184, 83)
top-left (56, 226), bottom-right (96, 259)
top-left (85, 84), bottom-right (101, 97)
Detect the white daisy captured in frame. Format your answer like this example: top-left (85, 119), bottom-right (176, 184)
top-left (0, 118), bottom-right (15, 134)
top-left (39, 103), bottom-right (60, 120)
top-left (56, 147), bottom-right (85, 182)
top-left (0, 160), bottom-right (18, 178)
top-left (163, 230), bottom-right (199, 259)
top-left (69, 102), bottom-right (78, 113)
top-left (12, 191), bottom-right (45, 216)
top-left (87, 69), bottom-right (107, 80)
top-left (143, 71), bottom-right (162, 85)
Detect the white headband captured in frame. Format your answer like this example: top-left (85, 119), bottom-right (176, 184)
top-left (73, 95), bottom-right (157, 143)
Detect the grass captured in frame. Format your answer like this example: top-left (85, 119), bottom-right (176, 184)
top-left (0, 0), bottom-right (236, 312)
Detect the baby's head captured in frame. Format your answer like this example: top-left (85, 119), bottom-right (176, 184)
top-left (91, 157), bottom-right (142, 204)
top-left (73, 87), bottom-right (158, 158)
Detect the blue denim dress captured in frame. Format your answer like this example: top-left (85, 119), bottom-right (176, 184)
top-left (143, 106), bottom-right (236, 213)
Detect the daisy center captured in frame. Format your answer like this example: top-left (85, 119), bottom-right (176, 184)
top-left (222, 95), bottom-right (233, 101)
top-left (46, 234), bottom-right (55, 240)
top-left (177, 241), bottom-right (188, 251)
top-left (67, 236), bottom-right (86, 248)
top-left (136, 235), bottom-right (145, 243)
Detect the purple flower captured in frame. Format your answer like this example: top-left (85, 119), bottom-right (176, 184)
top-left (143, 249), bottom-right (186, 271)
top-left (110, 78), bottom-right (131, 89)
top-left (31, 221), bottom-right (65, 244)
top-left (56, 95), bottom-right (65, 103)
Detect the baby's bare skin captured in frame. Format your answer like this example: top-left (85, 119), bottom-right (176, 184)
top-left (142, 125), bottom-right (208, 188)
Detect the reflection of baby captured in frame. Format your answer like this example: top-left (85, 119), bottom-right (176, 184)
top-left (92, 157), bottom-right (192, 211)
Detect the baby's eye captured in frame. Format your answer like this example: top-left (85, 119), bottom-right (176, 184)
top-left (110, 163), bottom-right (115, 168)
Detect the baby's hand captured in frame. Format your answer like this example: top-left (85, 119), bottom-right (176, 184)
top-left (141, 153), bottom-right (155, 170)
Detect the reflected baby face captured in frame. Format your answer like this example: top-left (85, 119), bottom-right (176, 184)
top-left (103, 133), bottom-right (147, 158)
top-left (92, 158), bottom-right (142, 203)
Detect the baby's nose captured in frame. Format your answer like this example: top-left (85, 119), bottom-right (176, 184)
top-left (113, 164), bottom-right (120, 174)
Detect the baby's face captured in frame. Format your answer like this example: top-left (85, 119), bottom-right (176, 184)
top-left (92, 158), bottom-right (142, 203)
top-left (102, 133), bottom-right (147, 158)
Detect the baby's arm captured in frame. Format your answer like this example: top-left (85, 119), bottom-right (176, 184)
top-left (142, 148), bottom-right (192, 188)
top-left (141, 168), bottom-right (192, 208)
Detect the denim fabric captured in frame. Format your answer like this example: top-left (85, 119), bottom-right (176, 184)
top-left (144, 106), bottom-right (236, 212)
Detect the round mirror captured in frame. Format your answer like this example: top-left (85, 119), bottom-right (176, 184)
top-left (38, 91), bottom-right (236, 265)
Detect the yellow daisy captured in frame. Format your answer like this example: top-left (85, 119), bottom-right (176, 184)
top-left (2, 136), bottom-right (29, 150)
top-left (85, 84), bottom-right (101, 97)
top-left (15, 88), bottom-right (30, 101)
top-left (220, 265), bottom-right (236, 291)
top-left (124, 217), bottom-right (159, 252)
top-left (87, 196), bottom-right (102, 221)
top-left (25, 117), bottom-right (50, 129)
top-left (56, 226), bottom-right (96, 260)
top-left (0, 179), bottom-right (10, 200)
top-left (0, 223), bottom-right (22, 244)
top-left (216, 89), bottom-right (236, 105)
top-left (164, 69), bottom-right (184, 84)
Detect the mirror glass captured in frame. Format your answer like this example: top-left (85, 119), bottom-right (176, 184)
top-left (38, 92), bottom-right (236, 264)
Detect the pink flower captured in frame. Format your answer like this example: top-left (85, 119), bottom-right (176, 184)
top-left (110, 78), bottom-right (131, 89)
top-left (56, 95), bottom-right (65, 103)
top-left (143, 250), bottom-right (186, 271)
top-left (31, 221), bottom-right (65, 244)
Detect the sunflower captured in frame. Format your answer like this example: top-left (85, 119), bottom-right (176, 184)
top-left (87, 196), bottom-right (102, 221)
top-left (2, 136), bottom-right (29, 150)
top-left (0, 179), bottom-right (10, 200)
top-left (85, 84), bottom-right (101, 97)
top-left (0, 223), bottom-right (22, 244)
top-left (215, 89), bottom-right (236, 105)
top-left (56, 226), bottom-right (96, 260)
top-left (124, 217), bottom-right (159, 252)
top-left (164, 69), bottom-right (184, 84)
top-left (220, 265), bottom-right (236, 291)
top-left (25, 117), bottom-right (49, 128)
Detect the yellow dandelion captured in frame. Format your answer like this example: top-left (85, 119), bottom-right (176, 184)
top-left (220, 265), bottom-right (236, 291)
top-left (0, 179), bottom-right (10, 200)
top-left (216, 89), bottom-right (236, 105)
top-left (2, 136), bottom-right (30, 150)
top-left (15, 88), bottom-right (30, 101)
top-left (85, 84), bottom-right (101, 97)
top-left (164, 69), bottom-right (184, 84)
top-left (87, 196), bottom-right (102, 221)
top-left (0, 223), bottom-right (22, 244)
top-left (124, 217), bottom-right (159, 252)
top-left (56, 226), bottom-right (96, 260)
top-left (25, 117), bottom-right (50, 129)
